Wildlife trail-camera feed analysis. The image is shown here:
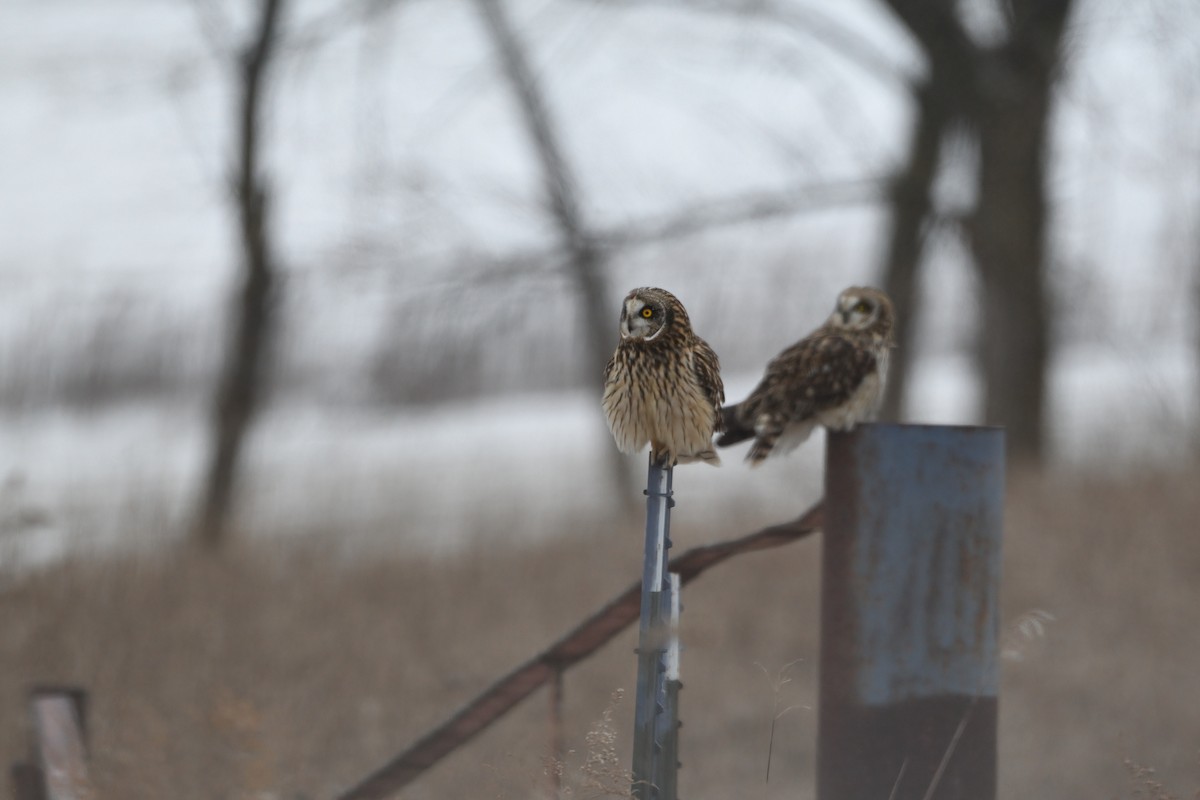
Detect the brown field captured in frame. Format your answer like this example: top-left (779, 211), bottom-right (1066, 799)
top-left (2, 464), bottom-right (1199, 799)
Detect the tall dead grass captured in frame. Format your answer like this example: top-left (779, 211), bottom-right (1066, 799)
top-left (1, 466), bottom-right (1198, 798)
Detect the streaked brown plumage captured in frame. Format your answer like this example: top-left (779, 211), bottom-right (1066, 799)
top-left (602, 287), bottom-right (725, 467)
top-left (718, 286), bottom-right (895, 465)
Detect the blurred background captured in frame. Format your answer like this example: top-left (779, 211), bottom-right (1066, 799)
top-left (1, 1), bottom-right (1198, 798)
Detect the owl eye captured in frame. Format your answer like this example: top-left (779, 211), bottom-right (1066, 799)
top-left (853, 301), bottom-right (871, 314)
top-left (641, 308), bottom-right (654, 319)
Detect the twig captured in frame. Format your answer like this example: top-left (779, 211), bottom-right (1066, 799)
top-left (920, 696), bottom-right (978, 800)
top-left (887, 758), bottom-right (909, 800)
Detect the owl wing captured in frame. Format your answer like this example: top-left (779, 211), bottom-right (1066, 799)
top-left (720, 331), bottom-right (876, 446)
top-left (691, 337), bottom-right (726, 434)
top-left (759, 331), bottom-right (877, 415)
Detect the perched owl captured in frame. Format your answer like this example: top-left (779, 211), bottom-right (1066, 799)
top-left (602, 287), bottom-right (725, 468)
top-left (717, 286), bottom-right (895, 465)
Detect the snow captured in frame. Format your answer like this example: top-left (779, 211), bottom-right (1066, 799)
top-left (0, 343), bottom-right (1194, 575)
top-left (0, 0), bottom-right (1197, 570)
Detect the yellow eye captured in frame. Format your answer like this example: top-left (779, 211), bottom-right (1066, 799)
top-left (854, 301), bottom-right (871, 314)
top-left (641, 308), bottom-right (654, 319)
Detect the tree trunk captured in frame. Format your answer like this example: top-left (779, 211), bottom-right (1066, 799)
top-left (1194, 210), bottom-right (1200, 453)
top-left (878, 76), bottom-right (953, 422)
top-left (472, 0), bottom-right (633, 508)
top-left (1193, 137), bottom-right (1200, 454)
top-left (968, 1), bottom-right (1074, 464)
top-left (878, 0), bottom-right (977, 424)
top-left (194, 0), bottom-right (285, 548)
top-left (883, 0), bottom-right (1071, 462)
top-left (971, 99), bottom-right (1051, 463)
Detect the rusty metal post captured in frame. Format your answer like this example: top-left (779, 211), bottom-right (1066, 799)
top-left (631, 458), bottom-right (679, 800)
top-left (10, 762), bottom-right (45, 800)
top-left (819, 423), bottom-right (1004, 800)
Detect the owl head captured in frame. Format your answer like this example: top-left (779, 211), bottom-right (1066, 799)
top-left (618, 287), bottom-right (691, 342)
top-left (830, 286), bottom-right (894, 336)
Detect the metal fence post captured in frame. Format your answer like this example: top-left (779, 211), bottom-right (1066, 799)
top-left (819, 423), bottom-right (1004, 800)
top-left (632, 458), bottom-right (680, 800)
top-left (658, 572), bottom-right (682, 800)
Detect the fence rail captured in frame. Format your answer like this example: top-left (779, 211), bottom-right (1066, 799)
top-left (8, 426), bottom-right (1005, 800)
top-left (335, 501), bottom-right (824, 800)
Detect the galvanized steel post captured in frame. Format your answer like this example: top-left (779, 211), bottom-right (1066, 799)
top-left (819, 423), bottom-right (1004, 800)
top-left (632, 458), bottom-right (680, 800)
top-left (659, 573), bottom-right (682, 800)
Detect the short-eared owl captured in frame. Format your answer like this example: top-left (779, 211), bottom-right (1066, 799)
top-left (718, 286), bottom-right (894, 465)
top-left (602, 287), bottom-right (725, 467)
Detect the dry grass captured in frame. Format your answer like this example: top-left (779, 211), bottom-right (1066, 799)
top-left (1, 465), bottom-right (1199, 798)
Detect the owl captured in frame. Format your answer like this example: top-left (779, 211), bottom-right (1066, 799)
top-left (602, 287), bottom-right (725, 467)
top-left (717, 286), bottom-right (894, 465)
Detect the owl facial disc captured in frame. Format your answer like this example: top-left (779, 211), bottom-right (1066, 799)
top-left (620, 296), bottom-right (666, 341)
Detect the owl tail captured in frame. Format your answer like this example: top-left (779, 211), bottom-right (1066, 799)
top-left (745, 415), bottom-right (786, 466)
top-left (746, 435), bottom-right (778, 466)
top-left (715, 405), bottom-right (754, 447)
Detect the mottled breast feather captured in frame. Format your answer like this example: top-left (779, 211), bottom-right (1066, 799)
top-left (601, 292), bottom-right (725, 467)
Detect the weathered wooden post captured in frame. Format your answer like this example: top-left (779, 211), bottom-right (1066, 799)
top-left (819, 423), bottom-right (1004, 800)
top-left (9, 762), bottom-right (43, 800)
top-left (631, 458), bottom-right (681, 800)
top-left (13, 687), bottom-right (94, 800)
top-left (548, 668), bottom-right (565, 797)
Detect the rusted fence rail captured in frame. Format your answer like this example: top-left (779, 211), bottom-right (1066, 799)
top-left (335, 502), bottom-right (825, 800)
top-left (8, 425), bottom-right (1004, 800)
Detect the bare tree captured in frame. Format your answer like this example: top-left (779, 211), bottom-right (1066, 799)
top-left (881, 0), bottom-right (1075, 461)
top-left (969, 1), bottom-right (1072, 463)
top-left (1195, 191), bottom-right (1200, 453)
top-left (873, 3), bottom-right (984, 423)
top-left (967, 1), bottom-right (1073, 463)
top-left (470, 0), bottom-right (633, 506)
top-left (193, 0), bottom-right (287, 547)
top-left (878, 69), bottom-right (965, 421)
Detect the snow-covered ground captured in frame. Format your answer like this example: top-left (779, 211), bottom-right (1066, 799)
top-left (0, 342), bottom-right (1193, 575)
top-left (0, 1), bottom-right (1198, 572)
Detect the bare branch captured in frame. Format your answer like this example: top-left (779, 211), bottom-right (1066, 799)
top-left (583, 0), bottom-right (911, 87)
top-left (394, 176), bottom-right (886, 303)
top-left (597, 176), bottom-right (886, 248)
top-left (237, 0), bottom-right (285, 199)
top-left (335, 501), bottom-right (825, 800)
top-left (185, 0), bottom-right (236, 61)
top-left (471, 0), bottom-right (631, 505)
top-left (395, 175), bottom-right (885, 305)
top-left (285, 0), bottom-right (410, 59)
top-left (472, 0), bottom-right (592, 250)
